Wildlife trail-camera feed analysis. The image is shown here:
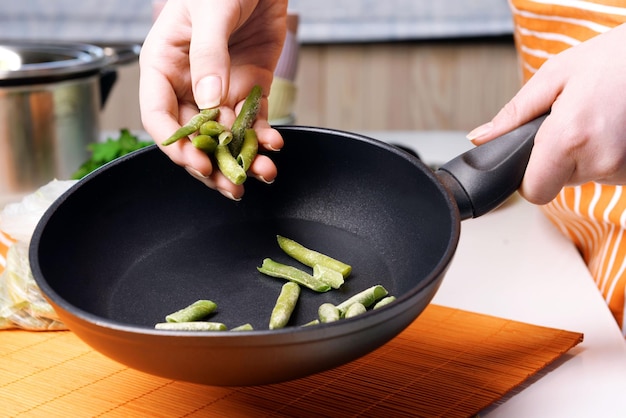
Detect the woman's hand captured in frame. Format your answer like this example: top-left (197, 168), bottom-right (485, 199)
top-left (139, 0), bottom-right (288, 200)
top-left (468, 23), bottom-right (626, 205)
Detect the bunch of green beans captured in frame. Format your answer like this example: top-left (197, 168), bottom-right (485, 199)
top-left (316, 285), bottom-right (391, 324)
top-left (257, 236), bottom-right (352, 293)
top-left (161, 85), bottom-right (263, 185)
top-left (153, 237), bottom-right (397, 332)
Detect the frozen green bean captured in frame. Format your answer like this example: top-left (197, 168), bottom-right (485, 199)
top-left (229, 85), bottom-right (262, 156)
top-left (318, 303), bottom-right (341, 323)
top-left (218, 130), bottom-right (233, 146)
top-left (313, 264), bottom-right (344, 289)
top-left (236, 128), bottom-right (259, 172)
top-left (162, 109), bottom-right (219, 146)
top-left (215, 143), bottom-right (247, 185)
top-left (269, 282), bottom-right (301, 330)
top-left (344, 302), bottom-right (367, 319)
top-left (165, 300), bottom-right (217, 323)
top-left (155, 321), bottom-right (227, 331)
top-left (373, 296), bottom-right (396, 309)
top-left (335, 285), bottom-right (388, 315)
top-left (200, 107), bottom-right (220, 119)
top-left (257, 258), bottom-right (331, 292)
top-left (231, 323), bottom-right (254, 331)
top-left (191, 134), bottom-right (218, 154)
top-left (277, 235), bottom-right (352, 278)
top-left (199, 120), bottom-right (227, 137)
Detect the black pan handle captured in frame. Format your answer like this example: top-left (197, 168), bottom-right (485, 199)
top-left (435, 114), bottom-right (547, 220)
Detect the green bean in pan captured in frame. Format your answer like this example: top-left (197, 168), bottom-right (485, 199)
top-left (335, 285), bottom-right (388, 315)
top-left (277, 235), bottom-right (352, 278)
top-left (215, 143), bottom-right (247, 185)
top-left (229, 85), bottom-right (262, 156)
top-left (257, 258), bottom-right (331, 292)
top-left (344, 302), bottom-right (367, 319)
top-left (269, 282), bottom-right (301, 330)
top-left (318, 303), bottom-right (341, 323)
top-left (155, 322), bottom-right (227, 331)
top-left (191, 134), bottom-right (218, 154)
top-left (373, 296), bottom-right (397, 309)
top-left (313, 264), bottom-right (344, 289)
top-left (231, 323), bottom-right (254, 331)
top-left (236, 128), bottom-right (259, 172)
top-left (162, 108), bottom-right (219, 146)
top-left (165, 299), bottom-right (217, 323)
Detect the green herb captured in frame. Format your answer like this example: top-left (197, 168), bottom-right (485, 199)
top-left (71, 129), bottom-right (153, 179)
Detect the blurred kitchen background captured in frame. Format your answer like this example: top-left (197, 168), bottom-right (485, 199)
top-left (0, 0), bottom-right (520, 133)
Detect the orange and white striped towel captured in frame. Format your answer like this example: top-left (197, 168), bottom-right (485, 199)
top-left (510, 0), bottom-right (626, 333)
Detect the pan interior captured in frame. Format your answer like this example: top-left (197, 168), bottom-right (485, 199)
top-left (33, 127), bottom-right (458, 330)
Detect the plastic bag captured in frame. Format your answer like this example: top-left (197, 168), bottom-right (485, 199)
top-left (0, 179), bottom-right (77, 330)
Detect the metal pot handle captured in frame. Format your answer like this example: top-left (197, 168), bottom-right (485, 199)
top-left (435, 114), bottom-right (548, 220)
top-left (96, 43), bottom-right (141, 109)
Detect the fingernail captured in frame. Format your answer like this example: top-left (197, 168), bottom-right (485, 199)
top-left (185, 165), bottom-right (209, 179)
top-left (218, 188), bottom-right (241, 201)
top-left (466, 122), bottom-right (493, 141)
top-left (195, 75), bottom-right (222, 109)
top-left (257, 175), bottom-right (275, 184)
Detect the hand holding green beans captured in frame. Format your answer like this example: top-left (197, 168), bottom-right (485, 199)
top-left (139, 0), bottom-right (287, 200)
top-left (161, 86), bottom-right (263, 186)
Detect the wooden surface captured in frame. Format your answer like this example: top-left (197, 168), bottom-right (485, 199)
top-left (294, 39), bottom-right (520, 131)
top-left (1, 304), bottom-right (582, 417)
top-left (100, 39), bottom-right (520, 133)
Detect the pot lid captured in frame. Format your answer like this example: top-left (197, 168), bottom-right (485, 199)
top-left (0, 41), bottom-right (107, 84)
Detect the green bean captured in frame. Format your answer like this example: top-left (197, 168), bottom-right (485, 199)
top-left (236, 128), bottom-right (259, 171)
top-left (269, 282), bottom-right (301, 330)
top-left (191, 134), bottom-right (218, 154)
top-left (165, 299), bottom-right (217, 323)
top-left (155, 321), bottom-right (227, 331)
top-left (302, 319), bottom-right (320, 327)
top-left (229, 85), bottom-right (262, 156)
top-left (277, 235), bottom-right (352, 278)
top-left (215, 143), bottom-right (247, 185)
top-left (231, 323), bottom-right (254, 331)
top-left (313, 264), bottom-right (344, 289)
top-left (218, 130), bottom-right (233, 146)
top-left (335, 285), bottom-right (388, 315)
top-left (318, 303), bottom-right (341, 323)
top-left (200, 107), bottom-right (220, 119)
top-left (344, 302), bottom-right (367, 319)
top-left (257, 258), bottom-right (331, 292)
top-left (373, 296), bottom-right (396, 309)
top-left (199, 120), bottom-right (227, 137)
top-left (162, 109), bottom-right (218, 146)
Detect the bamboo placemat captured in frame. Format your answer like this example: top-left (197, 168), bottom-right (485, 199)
top-left (0, 304), bottom-right (582, 418)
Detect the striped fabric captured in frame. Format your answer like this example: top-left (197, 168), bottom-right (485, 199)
top-left (0, 231), bottom-right (12, 274)
top-left (510, 0), bottom-right (626, 333)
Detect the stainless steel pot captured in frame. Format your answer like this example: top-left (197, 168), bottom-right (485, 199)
top-left (0, 40), bottom-right (137, 200)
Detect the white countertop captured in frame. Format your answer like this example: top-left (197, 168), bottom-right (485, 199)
top-left (366, 131), bottom-right (626, 418)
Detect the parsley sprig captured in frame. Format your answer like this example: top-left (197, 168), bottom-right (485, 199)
top-left (72, 129), bottom-right (153, 179)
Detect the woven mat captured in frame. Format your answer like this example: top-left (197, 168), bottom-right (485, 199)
top-left (0, 304), bottom-right (582, 418)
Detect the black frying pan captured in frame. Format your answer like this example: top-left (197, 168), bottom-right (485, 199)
top-left (30, 116), bottom-right (545, 386)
